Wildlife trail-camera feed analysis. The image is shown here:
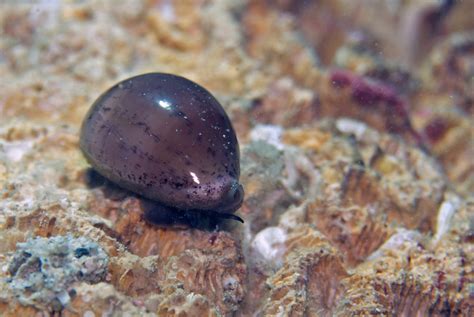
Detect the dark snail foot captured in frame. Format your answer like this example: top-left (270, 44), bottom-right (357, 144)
top-left (212, 212), bottom-right (244, 223)
top-left (141, 200), bottom-right (243, 231)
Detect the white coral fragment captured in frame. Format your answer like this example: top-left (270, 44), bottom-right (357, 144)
top-left (432, 195), bottom-right (461, 246)
top-left (251, 227), bottom-right (287, 266)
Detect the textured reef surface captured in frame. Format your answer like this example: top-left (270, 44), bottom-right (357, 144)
top-left (0, 0), bottom-right (472, 316)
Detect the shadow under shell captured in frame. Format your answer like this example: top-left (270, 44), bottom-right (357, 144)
top-left (84, 168), bottom-right (242, 230)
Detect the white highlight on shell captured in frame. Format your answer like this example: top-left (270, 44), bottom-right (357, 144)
top-left (249, 124), bottom-right (284, 150)
top-left (189, 171), bottom-right (200, 184)
top-left (157, 99), bottom-right (172, 110)
top-left (251, 227), bottom-right (287, 265)
top-left (367, 228), bottom-right (422, 261)
top-left (433, 195), bottom-right (461, 246)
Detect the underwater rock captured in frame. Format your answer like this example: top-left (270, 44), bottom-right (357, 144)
top-left (6, 235), bottom-right (108, 312)
top-left (86, 191), bottom-right (247, 314)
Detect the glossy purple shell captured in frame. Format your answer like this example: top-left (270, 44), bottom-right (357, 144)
top-left (80, 73), bottom-right (243, 214)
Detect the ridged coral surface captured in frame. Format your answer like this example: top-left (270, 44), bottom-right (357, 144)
top-left (0, 0), bottom-right (472, 316)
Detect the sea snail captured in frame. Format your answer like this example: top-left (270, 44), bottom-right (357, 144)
top-left (80, 73), bottom-right (244, 223)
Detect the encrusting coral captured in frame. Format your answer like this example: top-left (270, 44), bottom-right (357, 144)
top-left (5, 235), bottom-right (108, 312)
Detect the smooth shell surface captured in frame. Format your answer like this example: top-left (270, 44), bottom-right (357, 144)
top-left (80, 73), bottom-right (243, 214)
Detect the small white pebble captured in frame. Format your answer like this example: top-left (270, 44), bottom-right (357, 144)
top-left (251, 227), bottom-right (287, 265)
top-left (336, 118), bottom-right (368, 139)
top-left (249, 125), bottom-right (284, 150)
top-left (83, 310), bottom-right (95, 317)
top-left (3, 140), bottom-right (34, 162)
top-left (57, 290), bottom-right (70, 306)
